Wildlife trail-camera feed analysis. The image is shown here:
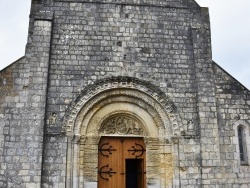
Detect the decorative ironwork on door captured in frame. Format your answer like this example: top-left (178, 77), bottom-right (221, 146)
top-left (98, 142), bottom-right (116, 158)
top-left (98, 164), bottom-right (117, 181)
top-left (128, 143), bottom-right (146, 158)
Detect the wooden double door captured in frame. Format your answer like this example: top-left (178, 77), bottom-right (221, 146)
top-left (98, 137), bottom-right (146, 188)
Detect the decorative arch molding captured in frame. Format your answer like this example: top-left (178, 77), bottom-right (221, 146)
top-left (232, 120), bottom-right (250, 129)
top-left (79, 91), bottom-right (165, 138)
top-left (62, 76), bottom-right (182, 137)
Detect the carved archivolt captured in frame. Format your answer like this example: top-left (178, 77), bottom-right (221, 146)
top-left (100, 115), bottom-right (145, 135)
top-left (62, 76), bottom-right (181, 136)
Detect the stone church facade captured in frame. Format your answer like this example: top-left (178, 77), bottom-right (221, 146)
top-left (0, 0), bottom-right (250, 187)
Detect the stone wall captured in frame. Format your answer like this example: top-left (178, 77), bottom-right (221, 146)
top-left (42, 2), bottom-right (204, 187)
top-left (0, 18), bottom-right (53, 187)
top-left (0, 0), bottom-right (249, 187)
top-left (0, 57), bottom-right (29, 187)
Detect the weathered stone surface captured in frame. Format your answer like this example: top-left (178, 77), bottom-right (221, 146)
top-left (0, 0), bottom-right (249, 187)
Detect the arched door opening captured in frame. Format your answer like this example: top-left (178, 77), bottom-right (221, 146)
top-left (64, 77), bottom-right (180, 188)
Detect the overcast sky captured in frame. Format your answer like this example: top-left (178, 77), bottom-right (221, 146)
top-left (0, 1), bottom-right (249, 90)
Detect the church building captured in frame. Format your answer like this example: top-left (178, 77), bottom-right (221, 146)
top-left (0, 0), bottom-right (249, 187)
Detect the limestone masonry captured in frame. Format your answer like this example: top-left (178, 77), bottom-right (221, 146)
top-left (0, 0), bottom-right (249, 187)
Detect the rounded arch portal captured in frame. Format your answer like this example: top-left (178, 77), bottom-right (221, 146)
top-left (64, 77), bottom-right (182, 188)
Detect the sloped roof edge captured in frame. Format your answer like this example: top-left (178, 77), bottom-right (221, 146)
top-left (213, 60), bottom-right (250, 92)
top-left (0, 56), bottom-right (25, 72)
top-left (192, 0), bottom-right (202, 7)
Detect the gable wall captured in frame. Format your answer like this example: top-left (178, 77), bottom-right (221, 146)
top-left (211, 63), bottom-right (250, 185)
top-left (38, 1), bottom-right (206, 187)
top-left (0, 0), bottom-right (249, 187)
top-left (0, 57), bottom-right (31, 187)
top-left (40, 1), bottom-right (215, 187)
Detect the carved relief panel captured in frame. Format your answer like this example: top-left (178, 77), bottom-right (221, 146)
top-left (99, 115), bottom-right (145, 136)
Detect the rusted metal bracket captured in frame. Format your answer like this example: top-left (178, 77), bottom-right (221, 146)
top-left (128, 143), bottom-right (146, 158)
top-left (98, 164), bottom-right (116, 181)
top-left (98, 142), bottom-right (116, 158)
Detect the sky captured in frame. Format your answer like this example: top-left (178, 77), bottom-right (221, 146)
top-left (0, 1), bottom-right (249, 90)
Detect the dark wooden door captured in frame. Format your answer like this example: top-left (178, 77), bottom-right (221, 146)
top-left (98, 137), bottom-right (146, 188)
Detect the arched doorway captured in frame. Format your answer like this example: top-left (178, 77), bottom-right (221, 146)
top-left (63, 77), bottom-right (182, 188)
